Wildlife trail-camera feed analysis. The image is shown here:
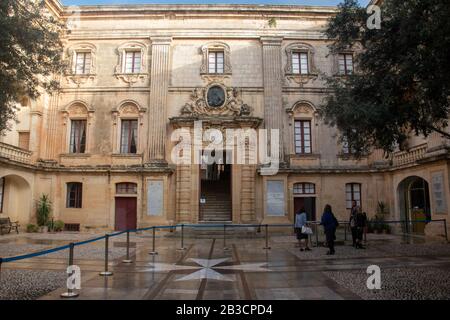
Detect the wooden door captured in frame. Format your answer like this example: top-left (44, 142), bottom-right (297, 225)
top-left (294, 197), bottom-right (316, 221)
top-left (115, 197), bottom-right (137, 231)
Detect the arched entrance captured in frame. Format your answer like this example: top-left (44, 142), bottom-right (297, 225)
top-left (0, 174), bottom-right (32, 225)
top-left (397, 176), bottom-right (431, 234)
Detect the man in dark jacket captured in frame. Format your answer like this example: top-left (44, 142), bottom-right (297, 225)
top-left (355, 207), bottom-right (367, 249)
top-left (349, 200), bottom-right (358, 247)
top-left (320, 204), bottom-right (338, 255)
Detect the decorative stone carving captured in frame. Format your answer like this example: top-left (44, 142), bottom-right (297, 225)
top-left (65, 43), bottom-right (97, 86)
top-left (112, 100), bottom-right (147, 126)
top-left (200, 42), bottom-right (232, 75)
top-left (114, 41), bottom-right (149, 86)
top-left (180, 82), bottom-right (253, 117)
top-left (286, 101), bottom-right (318, 118)
top-left (61, 101), bottom-right (95, 125)
top-left (284, 42), bottom-right (319, 87)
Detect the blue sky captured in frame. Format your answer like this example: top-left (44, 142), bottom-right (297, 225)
top-left (63, 0), bottom-right (370, 7)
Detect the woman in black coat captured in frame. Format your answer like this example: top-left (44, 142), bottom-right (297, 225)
top-left (320, 204), bottom-right (339, 255)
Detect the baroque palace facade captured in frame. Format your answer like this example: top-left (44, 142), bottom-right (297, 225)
top-left (0, 0), bottom-right (449, 235)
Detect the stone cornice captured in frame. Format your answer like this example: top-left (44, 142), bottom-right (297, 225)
top-left (60, 5), bottom-right (337, 18)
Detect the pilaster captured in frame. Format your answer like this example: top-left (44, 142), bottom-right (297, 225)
top-left (147, 36), bottom-right (172, 164)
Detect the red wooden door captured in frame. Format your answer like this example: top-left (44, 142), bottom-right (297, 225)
top-left (115, 197), bottom-right (137, 231)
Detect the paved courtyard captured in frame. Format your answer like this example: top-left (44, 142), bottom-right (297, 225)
top-left (0, 230), bottom-right (450, 300)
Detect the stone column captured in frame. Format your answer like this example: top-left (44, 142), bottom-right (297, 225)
top-left (147, 36), bottom-right (172, 164)
top-left (261, 37), bottom-right (285, 162)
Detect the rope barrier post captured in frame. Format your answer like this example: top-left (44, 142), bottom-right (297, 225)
top-left (223, 224), bottom-right (229, 251)
top-left (149, 227), bottom-right (158, 255)
top-left (122, 230), bottom-right (132, 263)
top-left (444, 219), bottom-right (448, 242)
top-left (344, 223), bottom-right (347, 241)
top-left (177, 224), bottom-right (186, 251)
top-left (0, 258), bottom-right (3, 282)
top-left (61, 243), bottom-right (79, 298)
top-left (315, 223), bottom-right (319, 247)
top-left (99, 234), bottom-right (113, 276)
top-left (263, 224), bottom-right (271, 250)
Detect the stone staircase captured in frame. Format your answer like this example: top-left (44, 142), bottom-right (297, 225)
top-left (200, 180), bottom-right (232, 222)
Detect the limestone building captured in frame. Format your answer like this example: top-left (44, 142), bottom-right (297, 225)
top-left (0, 0), bottom-right (449, 236)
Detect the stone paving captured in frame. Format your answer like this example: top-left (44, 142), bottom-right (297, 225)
top-left (0, 231), bottom-right (449, 300)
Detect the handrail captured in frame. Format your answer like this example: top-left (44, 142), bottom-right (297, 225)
top-left (0, 219), bottom-right (447, 265)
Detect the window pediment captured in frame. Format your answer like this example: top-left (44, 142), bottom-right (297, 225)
top-left (200, 42), bottom-right (232, 77)
top-left (115, 41), bottom-right (149, 86)
top-left (284, 42), bottom-right (318, 86)
top-left (65, 43), bottom-right (97, 86)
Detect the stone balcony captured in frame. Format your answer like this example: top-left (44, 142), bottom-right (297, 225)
top-left (392, 143), bottom-right (428, 167)
top-left (0, 142), bottom-right (33, 165)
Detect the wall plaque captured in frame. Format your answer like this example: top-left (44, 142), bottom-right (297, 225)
top-left (266, 180), bottom-right (285, 216)
top-left (147, 180), bottom-right (163, 216)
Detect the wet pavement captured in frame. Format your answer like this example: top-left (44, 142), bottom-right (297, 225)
top-left (1, 232), bottom-right (450, 300)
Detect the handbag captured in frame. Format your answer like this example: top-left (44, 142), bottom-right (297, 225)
top-left (301, 225), bottom-right (313, 235)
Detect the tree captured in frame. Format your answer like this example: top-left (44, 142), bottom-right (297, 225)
top-left (0, 0), bottom-right (65, 133)
top-left (321, 0), bottom-right (450, 156)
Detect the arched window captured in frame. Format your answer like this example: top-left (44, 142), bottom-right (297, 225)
top-left (116, 183), bottom-right (137, 195)
top-left (293, 183), bottom-right (315, 195)
top-left (66, 182), bottom-right (83, 208)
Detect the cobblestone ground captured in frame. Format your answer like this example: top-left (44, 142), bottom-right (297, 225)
top-left (0, 270), bottom-right (66, 300)
top-left (325, 267), bottom-right (450, 300)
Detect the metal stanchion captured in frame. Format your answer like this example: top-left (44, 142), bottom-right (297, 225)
top-left (444, 219), bottom-right (448, 242)
top-left (223, 224), bottom-right (229, 251)
top-left (344, 224), bottom-right (347, 241)
top-left (122, 230), bottom-right (132, 263)
top-left (61, 243), bottom-right (79, 298)
top-left (149, 227), bottom-right (158, 255)
top-left (315, 224), bottom-right (319, 247)
top-left (99, 234), bottom-right (113, 276)
top-left (263, 224), bottom-right (271, 250)
top-left (177, 224), bottom-right (186, 251)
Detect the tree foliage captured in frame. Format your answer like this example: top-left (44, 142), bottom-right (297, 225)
top-left (0, 0), bottom-right (65, 133)
top-left (321, 0), bottom-right (450, 155)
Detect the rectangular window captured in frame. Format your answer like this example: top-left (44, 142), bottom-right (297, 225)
top-left (293, 183), bottom-right (315, 195)
top-left (346, 183), bottom-right (361, 209)
top-left (66, 183), bottom-right (82, 208)
top-left (120, 120), bottom-right (138, 154)
top-left (292, 52), bottom-right (309, 75)
top-left (18, 132), bottom-right (30, 150)
top-left (125, 51), bottom-right (141, 73)
top-left (69, 120), bottom-right (87, 154)
top-left (0, 177), bottom-right (5, 213)
top-left (294, 120), bottom-right (312, 154)
top-left (75, 52), bottom-right (91, 75)
top-left (208, 51), bottom-right (224, 74)
top-left (116, 183), bottom-right (137, 194)
top-left (338, 53), bottom-right (353, 75)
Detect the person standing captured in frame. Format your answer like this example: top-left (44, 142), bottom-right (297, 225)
top-left (320, 204), bottom-right (338, 255)
top-left (355, 207), bottom-right (367, 249)
top-left (294, 207), bottom-right (311, 251)
top-left (349, 200), bottom-right (358, 247)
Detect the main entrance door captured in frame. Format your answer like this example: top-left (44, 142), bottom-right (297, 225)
top-left (115, 197), bottom-right (137, 231)
top-left (199, 151), bottom-right (232, 222)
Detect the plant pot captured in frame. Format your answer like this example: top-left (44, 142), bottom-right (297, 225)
top-left (39, 226), bottom-right (48, 233)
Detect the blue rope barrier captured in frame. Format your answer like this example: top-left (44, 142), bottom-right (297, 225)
top-left (2, 244), bottom-right (71, 263)
top-left (1, 219), bottom-right (446, 264)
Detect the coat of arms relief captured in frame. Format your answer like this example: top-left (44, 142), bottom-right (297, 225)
top-left (180, 82), bottom-right (253, 117)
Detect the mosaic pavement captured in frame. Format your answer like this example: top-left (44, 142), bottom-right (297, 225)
top-left (1, 232), bottom-right (450, 300)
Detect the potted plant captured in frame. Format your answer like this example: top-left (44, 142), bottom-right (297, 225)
top-left (36, 194), bottom-right (52, 233)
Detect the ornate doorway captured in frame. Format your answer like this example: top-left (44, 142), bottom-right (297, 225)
top-left (200, 150), bottom-right (232, 222)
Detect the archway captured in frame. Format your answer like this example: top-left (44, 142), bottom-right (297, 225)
top-left (0, 174), bottom-right (32, 225)
top-left (397, 176), bottom-right (431, 234)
